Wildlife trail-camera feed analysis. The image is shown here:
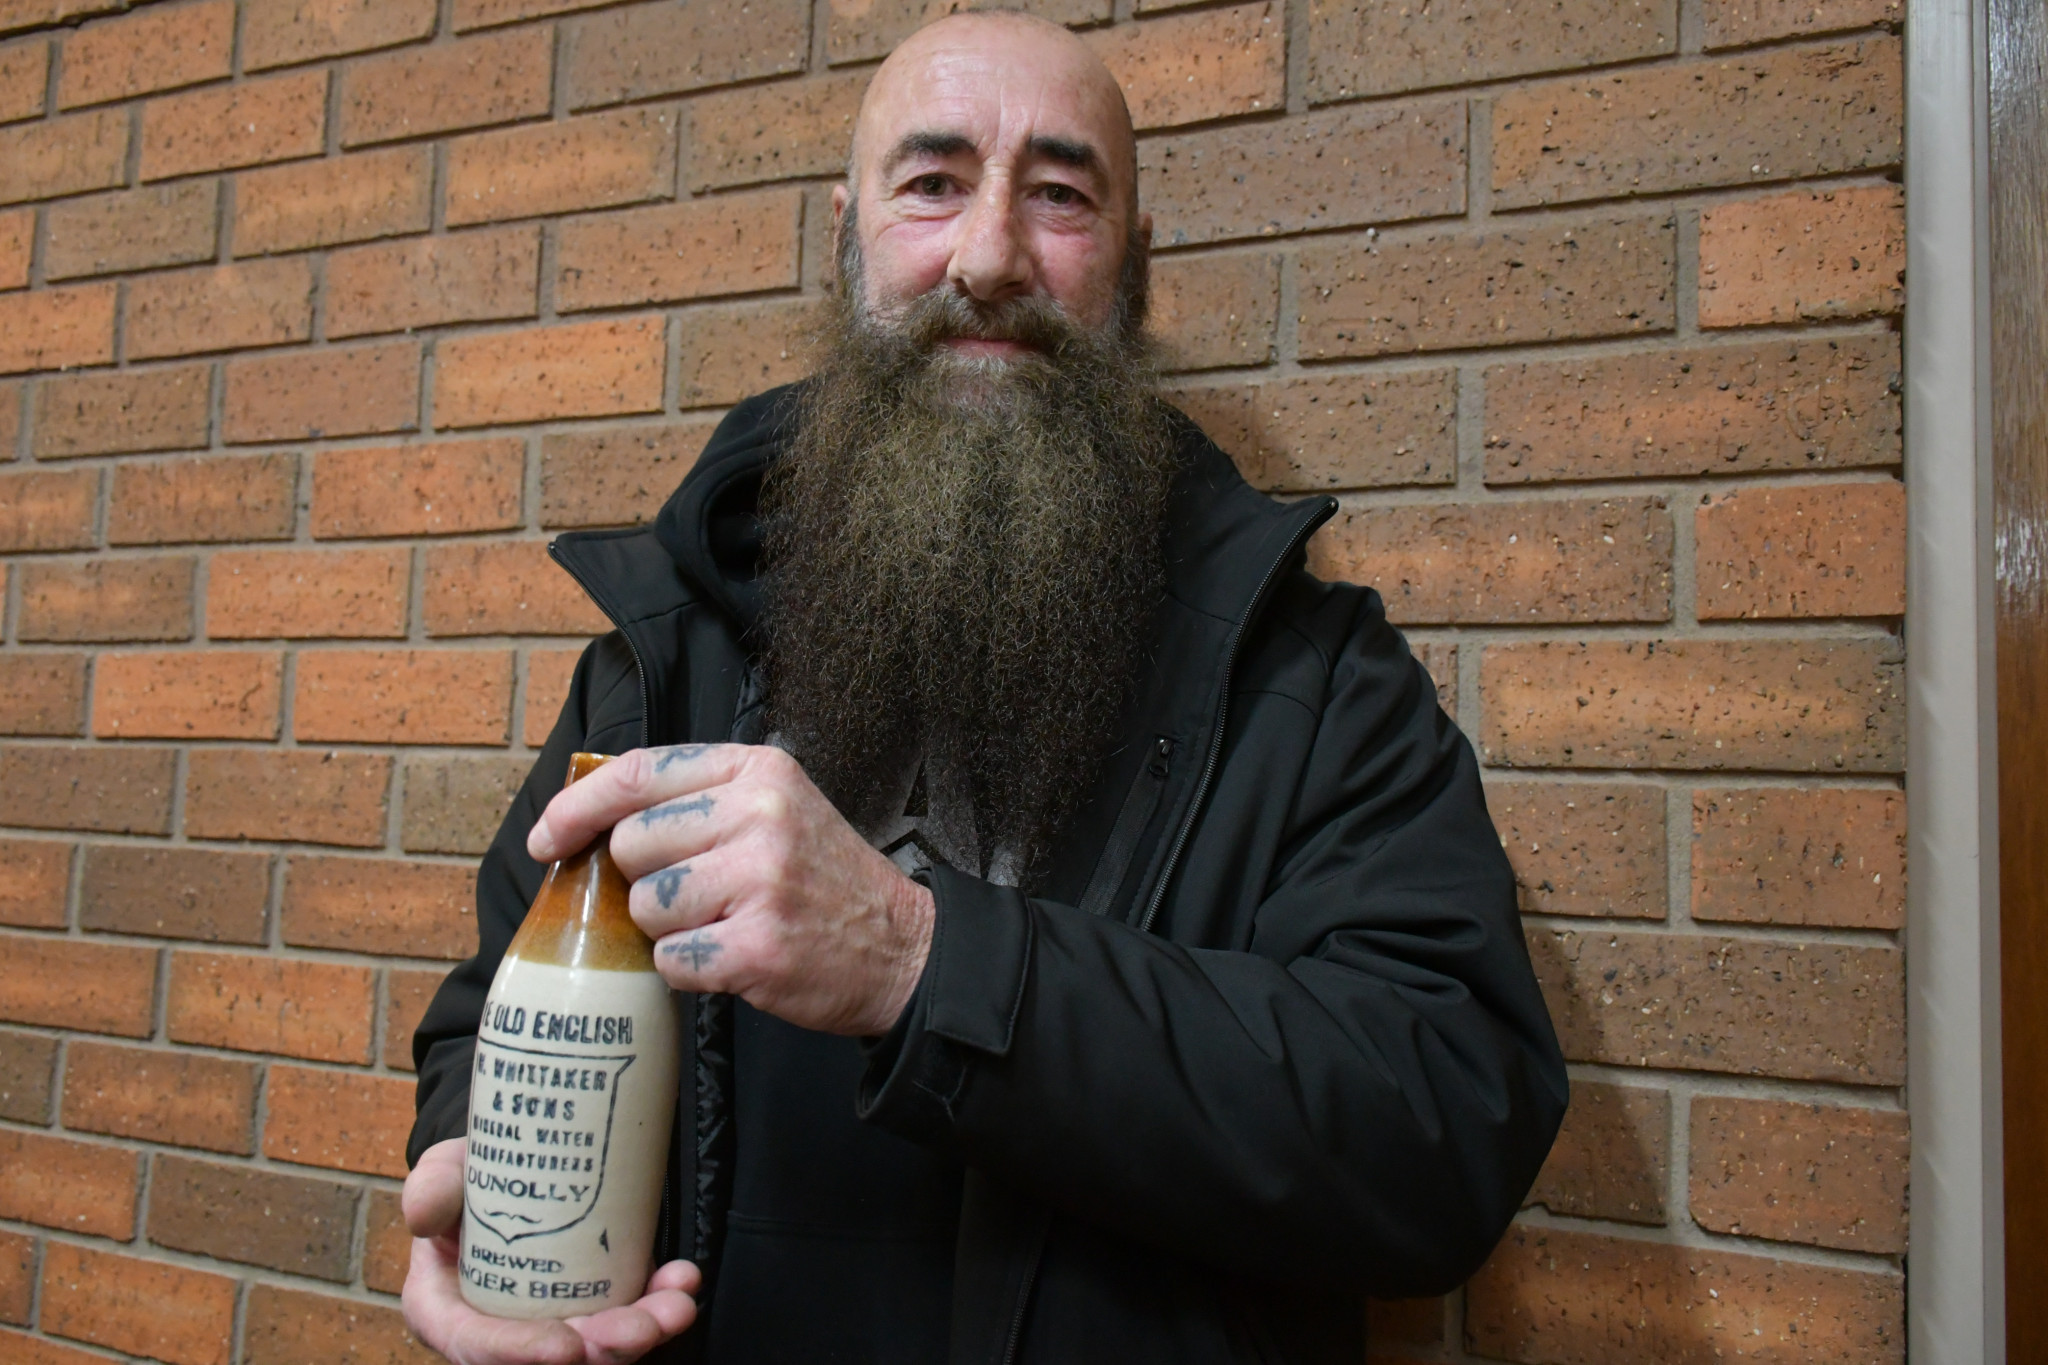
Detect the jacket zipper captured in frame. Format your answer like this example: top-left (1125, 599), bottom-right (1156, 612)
top-left (1137, 499), bottom-right (1334, 935)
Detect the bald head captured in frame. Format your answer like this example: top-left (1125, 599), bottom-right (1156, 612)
top-left (831, 8), bottom-right (1149, 337)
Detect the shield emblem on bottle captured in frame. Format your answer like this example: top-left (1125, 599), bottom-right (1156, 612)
top-left (463, 1039), bottom-right (638, 1244)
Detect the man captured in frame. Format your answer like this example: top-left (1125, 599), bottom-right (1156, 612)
top-left (401, 11), bottom-right (1566, 1364)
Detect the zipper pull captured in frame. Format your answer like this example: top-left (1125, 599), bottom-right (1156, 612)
top-left (1147, 737), bottom-right (1174, 779)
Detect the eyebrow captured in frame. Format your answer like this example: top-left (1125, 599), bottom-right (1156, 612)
top-left (877, 129), bottom-right (1107, 182)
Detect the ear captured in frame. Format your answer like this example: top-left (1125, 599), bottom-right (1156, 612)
top-left (1136, 211), bottom-right (1152, 252)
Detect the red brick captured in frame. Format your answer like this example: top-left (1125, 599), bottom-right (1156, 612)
top-left (0, 745), bottom-right (175, 835)
top-left (0, 469), bottom-right (96, 551)
top-left (0, 0), bottom-right (130, 38)
top-left (446, 106), bottom-right (676, 227)
top-left (1140, 100), bottom-right (1464, 248)
top-left (207, 546), bottom-right (409, 639)
top-left (1697, 481), bottom-right (1905, 620)
top-left (108, 453), bottom-right (297, 546)
top-left (262, 1064), bottom-right (416, 1177)
top-left (564, 0), bottom-right (806, 109)
top-left (184, 748), bottom-right (392, 846)
top-left (1483, 335), bottom-right (1902, 484)
top-left (435, 315), bottom-right (665, 428)
top-left (33, 364), bottom-right (211, 458)
top-left (1527, 927), bottom-right (1903, 1082)
top-left (685, 71), bottom-right (867, 192)
top-left (167, 950), bottom-right (375, 1063)
top-left (1309, 0), bottom-right (1674, 103)
top-left (0, 1329), bottom-right (120, 1365)
top-left (244, 0), bottom-right (436, 71)
top-left (0, 654), bottom-right (86, 736)
top-left (451, 0), bottom-right (612, 31)
top-left (0, 1026), bottom-right (59, 1121)
top-left (0, 1228), bottom-right (30, 1323)
top-left (222, 340), bottom-right (421, 442)
top-left (1485, 781), bottom-right (1667, 919)
top-left (1693, 786), bottom-right (1903, 928)
top-left (1526, 1080), bottom-right (1668, 1224)
top-left (57, 0), bottom-right (232, 108)
top-left (59, 1040), bottom-right (257, 1154)
top-left (342, 27), bottom-right (553, 146)
top-left (1313, 497), bottom-right (1673, 624)
top-left (0, 284), bottom-right (116, 373)
top-left (147, 1156), bottom-right (358, 1281)
top-left (126, 258), bottom-right (315, 360)
top-left (0, 108), bottom-right (126, 205)
top-left (0, 838), bottom-right (70, 929)
top-left (1169, 372), bottom-right (1455, 494)
top-left (233, 145), bottom-right (433, 256)
top-left (311, 438), bottom-right (524, 538)
top-left (401, 756), bottom-right (529, 855)
top-left (45, 182), bottom-right (219, 280)
top-left (282, 854), bottom-right (478, 958)
top-left (1300, 214), bottom-right (1674, 358)
top-left (1086, 3), bottom-right (1282, 130)
top-left (0, 377), bottom-right (16, 447)
top-left (243, 1285), bottom-right (440, 1365)
top-left (39, 1243), bottom-right (234, 1365)
top-left (79, 844), bottom-right (269, 943)
top-left (1704, 0), bottom-right (1901, 50)
top-left (140, 68), bottom-right (327, 180)
top-left (0, 933), bottom-right (155, 1039)
top-left (557, 190), bottom-right (802, 313)
top-left (540, 420), bottom-right (715, 528)
top-left (1492, 38), bottom-right (1902, 208)
top-left (92, 649), bottom-right (283, 740)
top-left (0, 38), bottom-right (46, 122)
top-left (0, 1130), bottom-right (138, 1237)
top-left (826, 0), bottom-right (1106, 65)
top-left (423, 540), bottom-right (608, 637)
top-left (363, 1188), bottom-right (409, 1292)
top-left (1700, 184), bottom-right (1905, 328)
top-left (327, 226), bottom-right (539, 339)
top-left (384, 966), bottom-right (447, 1070)
top-left (0, 208), bottom-right (27, 288)
top-left (18, 557), bottom-right (195, 643)
top-left (1690, 1096), bottom-right (1909, 1253)
top-left (1467, 1226), bottom-right (1903, 1364)
top-left (1149, 251), bottom-right (1278, 373)
top-left (676, 298), bottom-right (817, 408)
top-left (1481, 637), bottom-right (1903, 772)
top-left (523, 646), bottom-right (582, 746)
top-left (295, 648), bottom-right (513, 746)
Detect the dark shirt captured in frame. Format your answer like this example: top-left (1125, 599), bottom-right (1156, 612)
top-left (699, 1002), bottom-right (961, 1364)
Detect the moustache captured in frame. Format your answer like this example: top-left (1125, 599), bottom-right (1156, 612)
top-left (874, 287), bottom-right (1098, 361)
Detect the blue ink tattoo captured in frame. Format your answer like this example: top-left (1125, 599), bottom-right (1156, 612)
top-left (663, 932), bottom-right (723, 970)
top-left (652, 866), bottom-right (689, 909)
top-left (637, 793), bottom-right (715, 827)
top-left (653, 744), bottom-right (714, 772)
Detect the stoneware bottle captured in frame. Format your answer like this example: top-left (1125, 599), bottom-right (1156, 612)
top-left (459, 752), bottom-right (681, 1318)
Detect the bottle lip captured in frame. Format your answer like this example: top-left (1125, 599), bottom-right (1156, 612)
top-left (567, 752), bottom-right (616, 785)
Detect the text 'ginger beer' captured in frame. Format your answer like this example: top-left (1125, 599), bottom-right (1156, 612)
top-left (459, 752), bottom-right (680, 1318)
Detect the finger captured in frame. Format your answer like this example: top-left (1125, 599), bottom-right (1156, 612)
top-left (401, 1137), bottom-right (466, 1237)
top-left (651, 914), bottom-right (769, 996)
top-left (626, 837), bottom-right (767, 939)
top-left (645, 1261), bottom-right (702, 1296)
top-left (404, 1234), bottom-right (584, 1365)
top-left (528, 744), bottom-right (748, 863)
top-left (564, 1294), bottom-right (696, 1364)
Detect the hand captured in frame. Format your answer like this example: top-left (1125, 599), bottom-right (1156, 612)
top-left (401, 1138), bottom-right (700, 1365)
top-left (527, 744), bottom-right (935, 1038)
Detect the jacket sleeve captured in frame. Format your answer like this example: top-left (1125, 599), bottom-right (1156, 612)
top-left (406, 634), bottom-right (638, 1167)
top-left (856, 588), bottom-right (1567, 1295)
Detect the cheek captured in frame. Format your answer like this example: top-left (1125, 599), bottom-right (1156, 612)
top-left (861, 219), bottom-right (954, 309)
top-left (1032, 231), bottom-right (1125, 327)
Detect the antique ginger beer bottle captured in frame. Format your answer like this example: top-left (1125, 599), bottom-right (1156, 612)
top-left (460, 752), bottom-right (680, 1318)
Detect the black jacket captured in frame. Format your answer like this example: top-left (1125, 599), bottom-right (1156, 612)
top-left (410, 385), bottom-right (1567, 1364)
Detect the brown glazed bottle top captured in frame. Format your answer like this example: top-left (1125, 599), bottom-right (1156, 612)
top-left (502, 752), bottom-right (656, 971)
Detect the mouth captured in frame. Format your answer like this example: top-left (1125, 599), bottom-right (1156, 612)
top-left (942, 337), bottom-right (1038, 360)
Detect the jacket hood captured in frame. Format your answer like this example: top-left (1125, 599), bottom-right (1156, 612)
top-left (642, 381), bottom-right (1331, 638)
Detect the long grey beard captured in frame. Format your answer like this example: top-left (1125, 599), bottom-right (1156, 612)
top-left (760, 283), bottom-right (1177, 882)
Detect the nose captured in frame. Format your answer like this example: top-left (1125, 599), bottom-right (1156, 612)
top-left (946, 180), bottom-right (1032, 303)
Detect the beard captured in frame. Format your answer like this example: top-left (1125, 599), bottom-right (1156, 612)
top-left (759, 222), bottom-right (1178, 883)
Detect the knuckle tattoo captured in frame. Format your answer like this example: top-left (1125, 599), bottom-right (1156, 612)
top-left (637, 793), bottom-right (716, 828)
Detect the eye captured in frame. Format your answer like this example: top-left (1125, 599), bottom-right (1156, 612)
top-left (912, 173), bottom-right (950, 197)
top-left (1042, 183), bottom-right (1077, 206)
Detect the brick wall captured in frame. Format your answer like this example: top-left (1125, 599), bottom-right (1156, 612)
top-left (0, 0), bottom-right (1907, 1360)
